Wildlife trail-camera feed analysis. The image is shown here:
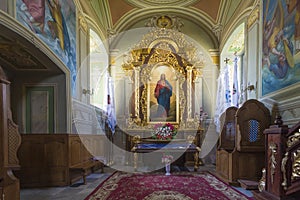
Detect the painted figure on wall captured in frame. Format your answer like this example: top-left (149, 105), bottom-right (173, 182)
top-left (17, 0), bottom-right (76, 95)
top-left (20, 0), bottom-right (46, 33)
top-left (262, 0), bottom-right (300, 96)
top-left (154, 73), bottom-right (172, 118)
top-left (46, 0), bottom-right (70, 53)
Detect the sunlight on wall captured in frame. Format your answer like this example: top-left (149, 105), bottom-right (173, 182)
top-left (89, 29), bottom-right (109, 109)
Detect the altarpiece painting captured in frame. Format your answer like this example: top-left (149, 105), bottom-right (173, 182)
top-left (122, 15), bottom-right (205, 131)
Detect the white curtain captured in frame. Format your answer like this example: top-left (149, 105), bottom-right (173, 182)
top-left (214, 63), bottom-right (231, 133)
top-left (214, 56), bottom-right (240, 133)
top-left (232, 56), bottom-right (239, 107)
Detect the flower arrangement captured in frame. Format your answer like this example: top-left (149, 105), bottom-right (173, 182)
top-left (152, 123), bottom-right (177, 140)
top-left (161, 154), bottom-right (174, 164)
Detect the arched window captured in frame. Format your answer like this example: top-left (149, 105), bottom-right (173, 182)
top-left (89, 29), bottom-right (109, 109)
top-left (215, 23), bottom-right (245, 133)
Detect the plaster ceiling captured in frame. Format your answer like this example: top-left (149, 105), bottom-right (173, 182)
top-left (81, 0), bottom-right (257, 50)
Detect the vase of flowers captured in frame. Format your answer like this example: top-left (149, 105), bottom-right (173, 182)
top-left (162, 154), bottom-right (173, 175)
top-left (152, 123), bottom-right (177, 140)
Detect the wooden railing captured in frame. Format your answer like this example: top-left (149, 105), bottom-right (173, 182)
top-left (253, 119), bottom-right (300, 199)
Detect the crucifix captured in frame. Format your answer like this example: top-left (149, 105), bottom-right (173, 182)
top-left (224, 57), bottom-right (230, 64)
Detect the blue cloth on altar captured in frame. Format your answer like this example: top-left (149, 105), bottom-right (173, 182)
top-left (136, 143), bottom-right (194, 150)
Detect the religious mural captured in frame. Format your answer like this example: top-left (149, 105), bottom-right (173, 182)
top-left (16, 0), bottom-right (77, 95)
top-left (262, 0), bottom-right (300, 96)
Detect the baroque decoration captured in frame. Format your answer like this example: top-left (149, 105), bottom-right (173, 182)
top-left (122, 15), bottom-right (205, 129)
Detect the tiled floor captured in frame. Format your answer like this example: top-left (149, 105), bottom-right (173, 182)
top-left (20, 165), bottom-right (253, 200)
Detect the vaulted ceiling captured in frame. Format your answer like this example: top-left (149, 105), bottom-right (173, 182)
top-left (79, 0), bottom-right (258, 50)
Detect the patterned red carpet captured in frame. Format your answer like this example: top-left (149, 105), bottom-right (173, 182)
top-left (85, 171), bottom-right (253, 200)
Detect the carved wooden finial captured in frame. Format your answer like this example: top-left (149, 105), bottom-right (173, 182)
top-left (224, 58), bottom-right (230, 64)
top-left (274, 113), bottom-right (283, 126)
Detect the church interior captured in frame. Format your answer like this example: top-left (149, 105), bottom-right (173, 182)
top-left (1, 0), bottom-right (300, 199)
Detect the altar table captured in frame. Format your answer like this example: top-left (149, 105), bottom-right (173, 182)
top-left (131, 140), bottom-right (201, 171)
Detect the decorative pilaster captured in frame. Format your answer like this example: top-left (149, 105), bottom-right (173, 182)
top-left (134, 67), bottom-right (141, 123)
top-left (186, 65), bottom-right (193, 125)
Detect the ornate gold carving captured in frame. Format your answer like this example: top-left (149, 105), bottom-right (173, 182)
top-left (145, 15), bottom-right (184, 31)
top-left (157, 16), bottom-right (172, 29)
top-left (78, 14), bottom-right (87, 32)
top-left (187, 135), bottom-right (195, 144)
top-left (247, 6), bottom-right (259, 29)
top-left (287, 130), bottom-right (300, 147)
top-left (122, 23), bottom-right (205, 128)
top-left (132, 135), bottom-right (141, 144)
top-left (258, 168), bottom-right (266, 192)
top-left (292, 150), bottom-right (300, 180)
top-left (269, 143), bottom-right (277, 184)
top-left (281, 152), bottom-right (289, 190)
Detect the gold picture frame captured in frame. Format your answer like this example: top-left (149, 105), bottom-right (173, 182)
top-left (147, 64), bottom-right (179, 124)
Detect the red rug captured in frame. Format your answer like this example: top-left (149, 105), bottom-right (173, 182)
top-left (85, 171), bottom-right (253, 200)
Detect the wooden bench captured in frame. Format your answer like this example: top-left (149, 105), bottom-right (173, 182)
top-left (70, 159), bottom-right (103, 185)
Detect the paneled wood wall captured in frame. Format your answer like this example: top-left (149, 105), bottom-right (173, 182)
top-left (16, 134), bottom-right (107, 187)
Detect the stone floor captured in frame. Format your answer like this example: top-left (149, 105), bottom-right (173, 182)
top-left (20, 164), bottom-right (253, 200)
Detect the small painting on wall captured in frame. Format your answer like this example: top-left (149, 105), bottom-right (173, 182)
top-left (262, 0), bottom-right (300, 96)
top-left (16, 0), bottom-right (77, 95)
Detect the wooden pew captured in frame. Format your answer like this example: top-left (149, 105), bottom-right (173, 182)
top-left (253, 119), bottom-right (300, 199)
top-left (68, 134), bottom-right (105, 185)
top-left (215, 99), bottom-right (271, 185)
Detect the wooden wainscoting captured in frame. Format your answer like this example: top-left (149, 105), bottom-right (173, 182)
top-left (16, 134), bottom-right (107, 187)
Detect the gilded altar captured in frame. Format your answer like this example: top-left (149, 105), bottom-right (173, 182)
top-left (121, 15), bottom-right (205, 131)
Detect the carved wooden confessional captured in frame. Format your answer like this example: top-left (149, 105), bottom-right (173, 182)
top-left (0, 66), bottom-right (21, 200)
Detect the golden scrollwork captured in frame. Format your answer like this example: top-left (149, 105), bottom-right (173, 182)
top-left (281, 152), bottom-right (289, 190)
top-left (258, 168), bottom-right (266, 192)
top-left (132, 135), bottom-right (141, 144)
top-left (122, 22), bottom-right (205, 128)
top-left (269, 143), bottom-right (277, 184)
top-left (292, 150), bottom-right (300, 180)
top-left (287, 130), bottom-right (300, 147)
top-left (186, 135), bottom-right (195, 144)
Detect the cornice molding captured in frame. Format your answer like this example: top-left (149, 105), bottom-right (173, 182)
top-left (125, 0), bottom-right (199, 8)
